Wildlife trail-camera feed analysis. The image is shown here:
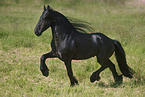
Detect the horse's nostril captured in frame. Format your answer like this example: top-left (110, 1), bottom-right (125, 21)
top-left (35, 32), bottom-right (41, 36)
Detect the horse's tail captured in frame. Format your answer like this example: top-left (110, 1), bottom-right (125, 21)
top-left (114, 40), bottom-right (134, 78)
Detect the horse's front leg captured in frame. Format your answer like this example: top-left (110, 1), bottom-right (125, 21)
top-left (40, 51), bottom-right (56, 77)
top-left (64, 60), bottom-right (78, 86)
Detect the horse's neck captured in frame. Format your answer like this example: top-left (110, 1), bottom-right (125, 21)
top-left (51, 22), bottom-right (74, 41)
top-left (50, 22), bottom-right (74, 52)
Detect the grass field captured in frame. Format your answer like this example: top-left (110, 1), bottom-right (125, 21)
top-left (0, 0), bottom-right (145, 96)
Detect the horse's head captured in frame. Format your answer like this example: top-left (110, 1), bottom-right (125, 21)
top-left (34, 5), bottom-right (53, 36)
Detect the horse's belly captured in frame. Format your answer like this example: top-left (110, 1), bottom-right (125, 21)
top-left (72, 55), bottom-right (95, 60)
top-left (72, 47), bottom-right (97, 60)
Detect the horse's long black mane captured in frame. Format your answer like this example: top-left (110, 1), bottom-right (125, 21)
top-left (68, 17), bottom-right (94, 33)
top-left (50, 8), bottom-right (94, 33)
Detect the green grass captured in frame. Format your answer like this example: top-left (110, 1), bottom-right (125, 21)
top-left (0, 0), bottom-right (145, 96)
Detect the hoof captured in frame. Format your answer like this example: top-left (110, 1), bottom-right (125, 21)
top-left (43, 70), bottom-right (49, 77)
top-left (115, 75), bottom-right (123, 84)
top-left (70, 83), bottom-right (79, 87)
top-left (90, 73), bottom-right (101, 83)
top-left (70, 77), bottom-right (79, 87)
top-left (41, 68), bottom-right (49, 77)
top-left (96, 76), bottom-right (101, 81)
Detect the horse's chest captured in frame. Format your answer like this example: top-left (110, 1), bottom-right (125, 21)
top-left (54, 39), bottom-right (75, 60)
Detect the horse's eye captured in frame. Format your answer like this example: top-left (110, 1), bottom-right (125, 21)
top-left (42, 16), bottom-right (48, 20)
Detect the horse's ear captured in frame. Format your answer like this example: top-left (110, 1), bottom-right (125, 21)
top-left (47, 5), bottom-right (50, 10)
top-left (44, 5), bottom-right (46, 10)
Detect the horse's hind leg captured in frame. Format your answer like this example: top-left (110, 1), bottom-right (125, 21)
top-left (107, 60), bottom-right (123, 83)
top-left (90, 65), bottom-right (107, 82)
top-left (90, 58), bottom-right (108, 83)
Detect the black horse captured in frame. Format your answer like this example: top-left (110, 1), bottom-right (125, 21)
top-left (34, 5), bottom-right (134, 86)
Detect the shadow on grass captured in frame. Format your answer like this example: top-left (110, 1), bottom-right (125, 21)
top-left (95, 81), bottom-right (123, 88)
top-left (95, 75), bottom-right (145, 88)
